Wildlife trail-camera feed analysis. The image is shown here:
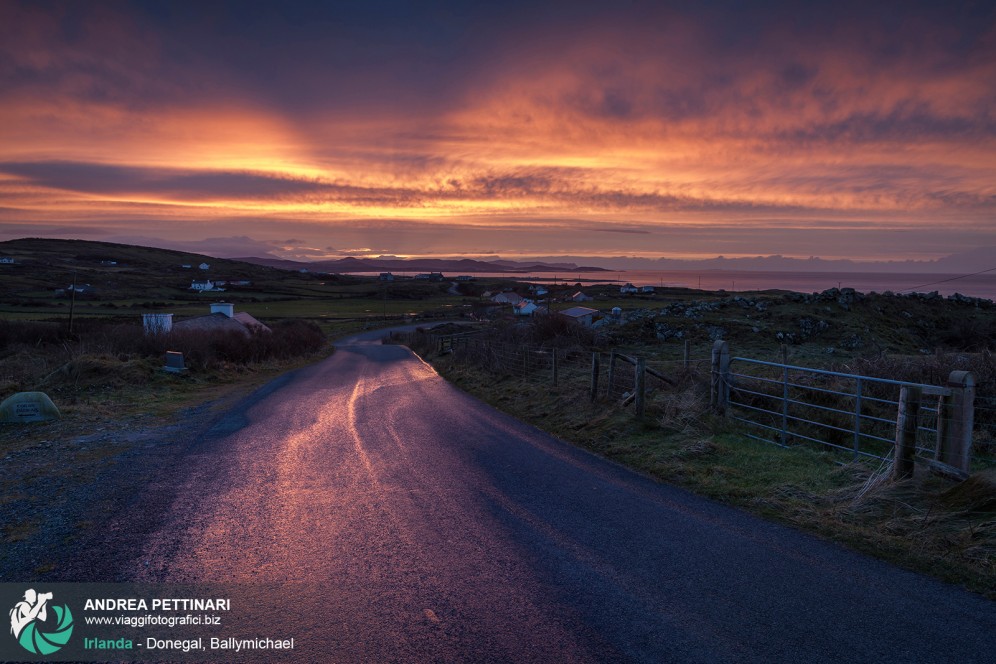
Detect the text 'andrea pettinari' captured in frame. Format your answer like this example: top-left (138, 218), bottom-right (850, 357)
top-left (84, 597), bottom-right (231, 611)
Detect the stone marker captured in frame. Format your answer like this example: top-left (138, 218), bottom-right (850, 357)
top-left (164, 351), bottom-right (187, 373)
top-left (0, 392), bottom-right (61, 423)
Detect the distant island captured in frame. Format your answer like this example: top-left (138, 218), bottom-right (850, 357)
top-left (232, 255), bottom-right (610, 274)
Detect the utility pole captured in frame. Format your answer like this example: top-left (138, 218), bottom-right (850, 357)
top-left (68, 271), bottom-right (77, 335)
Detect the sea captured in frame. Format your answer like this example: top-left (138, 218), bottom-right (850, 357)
top-left (355, 270), bottom-right (996, 300)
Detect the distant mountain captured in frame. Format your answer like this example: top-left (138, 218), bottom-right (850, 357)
top-left (511, 248), bottom-right (996, 274)
top-left (232, 256), bottom-right (609, 274)
top-left (930, 247), bottom-right (996, 273)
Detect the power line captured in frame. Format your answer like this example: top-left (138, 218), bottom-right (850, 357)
top-left (899, 266), bottom-right (996, 293)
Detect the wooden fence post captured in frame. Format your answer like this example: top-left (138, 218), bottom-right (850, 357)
top-left (711, 340), bottom-right (730, 414)
top-left (552, 349), bottom-right (559, 387)
top-left (590, 353), bottom-right (600, 401)
top-left (893, 385), bottom-right (921, 480)
top-left (937, 371), bottom-right (975, 473)
top-left (635, 357), bottom-right (646, 419)
top-left (683, 339), bottom-right (690, 369)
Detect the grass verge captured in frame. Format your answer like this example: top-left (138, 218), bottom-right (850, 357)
top-left (424, 349), bottom-right (996, 599)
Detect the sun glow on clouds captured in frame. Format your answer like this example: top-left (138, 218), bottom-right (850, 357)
top-left (0, 2), bottom-right (994, 261)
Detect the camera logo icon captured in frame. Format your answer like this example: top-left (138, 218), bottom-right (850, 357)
top-left (9, 589), bottom-right (74, 655)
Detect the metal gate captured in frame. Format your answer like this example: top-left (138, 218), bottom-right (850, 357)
top-left (724, 357), bottom-right (951, 462)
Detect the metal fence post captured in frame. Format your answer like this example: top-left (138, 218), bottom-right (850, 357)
top-left (635, 357), bottom-right (646, 419)
top-left (853, 377), bottom-right (863, 460)
top-left (711, 340), bottom-right (729, 414)
top-left (781, 362), bottom-right (790, 446)
top-left (590, 353), bottom-right (600, 401)
top-left (894, 385), bottom-right (921, 480)
top-left (938, 371), bottom-right (975, 473)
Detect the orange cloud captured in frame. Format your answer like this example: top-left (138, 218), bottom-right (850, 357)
top-left (1, 2), bottom-right (994, 261)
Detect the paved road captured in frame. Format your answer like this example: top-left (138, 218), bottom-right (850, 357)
top-left (129, 329), bottom-right (995, 662)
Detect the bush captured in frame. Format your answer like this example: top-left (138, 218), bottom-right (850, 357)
top-left (0, 317), bottom-right (328, 374)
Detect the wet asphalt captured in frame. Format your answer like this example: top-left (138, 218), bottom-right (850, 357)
top-left (125, 330), bottom-right (996, 663)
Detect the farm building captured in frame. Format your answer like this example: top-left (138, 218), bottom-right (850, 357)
top-left (492, 292), bottom-right (525, 305)
top-left (570, 292), bottom-right (593, 302)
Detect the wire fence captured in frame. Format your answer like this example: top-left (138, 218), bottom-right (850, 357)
top-left (387, 328), bottom-right (713, 423)
top-left (389, 328), bottom-right (995, 473)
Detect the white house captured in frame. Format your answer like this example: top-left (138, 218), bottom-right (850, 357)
top-left (198, 263), bottom-right (210, 270)
top-left (641, 285), bottom-right (655, 293)
top-left (513, 300), bottom-right (539, 316)
top-left (190, 280), bottom-right (224, 292)
top-left (620, 283), bottom-right (639, 294)
top-left (379, 272), bottom-right (394, 281)
top-left (559, 306), bottom-right (599, 326)
top-left (63, 283), bottom-right (93, 294)
top-left (571, 291), bottom-right (593, 302)
top-left (169, 302), bottom-right (271, 337)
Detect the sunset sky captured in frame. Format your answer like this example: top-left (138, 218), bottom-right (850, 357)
top-left (0, 1), bottom-right (994, 265)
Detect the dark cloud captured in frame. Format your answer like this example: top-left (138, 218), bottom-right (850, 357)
top-left (0, 161), bottom-right (326, 199)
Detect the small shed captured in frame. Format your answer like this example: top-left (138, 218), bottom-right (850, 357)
top-left (559, 306), bottom-right (599, 327)
top-left (571, 292), bottom-right (593, 302)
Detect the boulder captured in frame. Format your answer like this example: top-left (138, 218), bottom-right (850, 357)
top-left (0, 392), bottom-right (61, 423)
